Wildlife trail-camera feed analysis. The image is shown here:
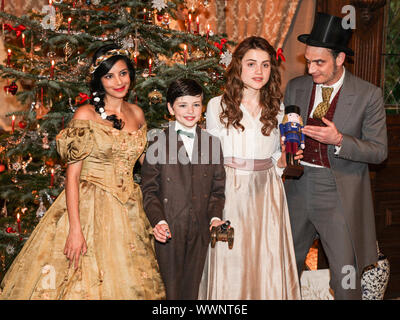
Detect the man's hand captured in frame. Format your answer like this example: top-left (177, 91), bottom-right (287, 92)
top-left (302, 117), bottom-right (343, 145)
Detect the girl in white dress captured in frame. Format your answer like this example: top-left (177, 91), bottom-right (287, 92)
top-left (204, 36), bottom-right (302, 299)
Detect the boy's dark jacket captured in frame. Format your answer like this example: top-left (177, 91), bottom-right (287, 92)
top-left (141, 122), bottom-right (226, 245)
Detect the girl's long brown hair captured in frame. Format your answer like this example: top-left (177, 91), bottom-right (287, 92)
top-left (220, 36), bottom-right (282, 136)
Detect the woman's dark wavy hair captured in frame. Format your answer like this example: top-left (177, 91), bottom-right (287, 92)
top-left (220, 36), bottom-right (282, 136)
top-left (89, 43), bottom-right (135, 130)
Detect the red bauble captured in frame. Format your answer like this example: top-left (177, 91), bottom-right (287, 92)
top-left (0, 164), bottom-right (5, 172)
top-left (3, 81), bottom-right (18, 95)
top-left (157, 14), bottom-right (163, 22)
top-left (18, 120), bottom-right (27, 129)
top-left (6, 227), bottom-right (16, 233)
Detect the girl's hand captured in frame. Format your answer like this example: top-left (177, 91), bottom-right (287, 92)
top-left (294, 149), bottom-right (304, 161)
top-left (277, 142), bottom-right (304, 168)
top-left (277, 140), bottom-right (287, 168)
top-left (64, 228), bottom-right (87, 269)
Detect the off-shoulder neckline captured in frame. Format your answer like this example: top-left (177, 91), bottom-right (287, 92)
top-left (69, 119), bottom-right (147, 135)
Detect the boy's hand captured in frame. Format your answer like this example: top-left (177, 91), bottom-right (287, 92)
top-left (153, 222), bottom-right (172, 243)
top-left (209, 219), bottom-right (227, 231)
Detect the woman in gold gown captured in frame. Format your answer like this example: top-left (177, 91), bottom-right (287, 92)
top-left (0, 44), bottom-right (165, 300)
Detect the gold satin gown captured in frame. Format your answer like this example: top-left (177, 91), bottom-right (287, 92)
top-left (0, 119), bottom-right (166, 300)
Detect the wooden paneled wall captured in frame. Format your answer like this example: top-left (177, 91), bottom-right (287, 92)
top-left (316, 0), bottom-right (385, 87)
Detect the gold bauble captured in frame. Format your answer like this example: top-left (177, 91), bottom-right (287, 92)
top-left (148, 89), bottom-right (163, 105)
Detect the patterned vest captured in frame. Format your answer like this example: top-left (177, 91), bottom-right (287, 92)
top-left (302, 84), bottom-right (342, 168)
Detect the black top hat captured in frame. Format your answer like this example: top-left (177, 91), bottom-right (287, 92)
top-left (285, 105), bottom-right (301, 115)
top-left (298, 12), bottom-right (354, 56)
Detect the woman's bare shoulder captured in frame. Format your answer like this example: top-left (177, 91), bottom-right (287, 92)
top-left (73, 104), bottom-right (97, 121)
top-left (126, 102), bottom-right (145, 125)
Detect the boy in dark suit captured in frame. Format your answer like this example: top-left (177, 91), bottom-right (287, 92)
top-left (141, 79), bottom-right (226, 300)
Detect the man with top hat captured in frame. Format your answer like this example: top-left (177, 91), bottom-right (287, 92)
top-left (283, 12), bottom-right (387, 299)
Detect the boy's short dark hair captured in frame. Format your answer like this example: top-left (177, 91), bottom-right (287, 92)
top-left (166, 79), bottom-right (203, 106)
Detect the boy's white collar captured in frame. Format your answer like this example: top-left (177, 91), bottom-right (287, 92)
top-left (174, 121), bottom-right (197, 133)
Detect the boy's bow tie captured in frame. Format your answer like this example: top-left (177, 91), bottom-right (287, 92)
top-left (177, 129), bottom-right (195, 139)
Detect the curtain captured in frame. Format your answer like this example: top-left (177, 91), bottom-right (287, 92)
top-left (0, 1), bottom-right (46, 130)
top-left (4, 0), bottom-right (43, 16)
top-left (281, 0), bottom-right (316, 91)
top-left (200, 0), bottom-right (301, 49)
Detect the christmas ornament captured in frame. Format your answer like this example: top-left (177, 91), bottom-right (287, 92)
top-left (5, 244), bottom-right (15, 255)
top-left (22, 157), bottom-right (32, 174)
top-left (276, 48), bottom-right (286, 62)
top-left (4, 23), bottom-right (26, 37)
top-left (162, 13), bottom-right (170, 27)
top-left (35, 103), bottom-right (50, 119)
top-left (121, 35), bottom-right (134, 50)
top-left (42, 132), bottom-right (50, 149)
top-left (69, 98), bottom-right (77, 112)
top-left (0, 163), bottom-right (5, 172)
top-left (209, 71), bottom-right (222, 83)
top-left (12, 161), bottom-right (22, 172)
top-left (152, 0), bottom-right (168, 11)
top-left (220, 50), bottom-right (232, 67)
top-left (1, 201), bottom-right (7, 217)
top-left (148, 89), bottom-right (163, 105)
top-left (30, 101), bottom-right (36, 112)
top-left (63, 42), bottom-right (74, 62)
top-left (6, 227), bottom-right (16, 233)
top-left (214, 38), bottom-right (227, 55)
top-left (39, 165), bottom-right (47, 175)
top-left (18, 120), bottom-right (27, 129)
top-left (45, 192), bottom-right (54, 205)
top-left (45, 158), bottom-right (55, 167)
top-left (171, 52), bottom-right (184, 64)
top-left (4, 81), bottom-right (18, 95)
top-left (54, 11), bottom-right (63, 31)
top-left (142, 69), bottom-right (150, 78)
top-left (77, 92), bottom-right (91, 104)
top-left (36, 200), bottom-right (46, 218)
top-left (191, 48), bottom-right (205, 60)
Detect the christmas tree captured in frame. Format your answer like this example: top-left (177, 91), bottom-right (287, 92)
top-left (0, 0), bottom-right (231, 279)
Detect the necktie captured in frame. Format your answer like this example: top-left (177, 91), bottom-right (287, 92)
top-left (177, 129), bottom-right (195, 139)
top-left (313, 87), bottom-right (334, 119)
